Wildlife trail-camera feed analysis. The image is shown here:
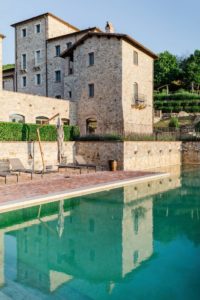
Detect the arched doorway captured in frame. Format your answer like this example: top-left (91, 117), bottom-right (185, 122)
top-left (86, 118), bottom-right (97, 134)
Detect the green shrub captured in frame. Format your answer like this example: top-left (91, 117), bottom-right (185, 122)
top-left (75, 134), bottom-right (122, 141)
top-left (0, 122), bottom-right (80, 141)
top-left (169, 117), bottom-right (179, 128)
top-left (0, 122), bottom-right (23, 141)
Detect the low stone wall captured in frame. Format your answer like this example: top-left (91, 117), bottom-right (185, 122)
top-left (0, 141), bottom-right (182, 171)
top-left (76, 141), bottom-right (182, 170)
top-left (75, 141), bottom-right (124, 169)
top-left (182, 142), bottom-right (200, 165)
top-left (0, 142), bottom-right (75, 170)
top-left (123, 141), bottom-right (182, 171)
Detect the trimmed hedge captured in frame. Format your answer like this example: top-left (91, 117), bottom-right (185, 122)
top-left (0, 122), bottom-right (80, 142)
top-left (154, 92), bottom-right (200, 113)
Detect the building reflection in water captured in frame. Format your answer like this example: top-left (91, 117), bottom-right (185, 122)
top-left (0, 169), bottom-right (182, 299)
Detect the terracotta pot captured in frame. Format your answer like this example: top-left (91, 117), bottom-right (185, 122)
top-left (109, 160), bottom-right (118, 171)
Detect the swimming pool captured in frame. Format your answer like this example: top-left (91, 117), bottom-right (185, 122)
top-left (0, 166), bottom-right (199, 299)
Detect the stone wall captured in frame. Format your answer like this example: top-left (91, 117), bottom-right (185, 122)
top-left (182, 142), bottom-right (200, 164)
top-left (122, 41), bottom-right (154, 134)
top-left (3, 77), bottom-right (15, 91)
top-left (0, 140), bottom-right (182, 171)
top-left (0, 141), bottom-right (75, 170)
top-left (15, 17), bottom-right (47, 96)
top-left (123, 141), bottom-right (182, 170)
top-left (0, 90), bottom-right (77, 124)
top-left (64, 36), bottom-right (124, 135)
top-left (75, 141), bottom-right (182, 170)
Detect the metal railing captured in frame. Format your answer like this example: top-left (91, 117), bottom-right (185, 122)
top-left (132, 94), bottom-right (146, 108)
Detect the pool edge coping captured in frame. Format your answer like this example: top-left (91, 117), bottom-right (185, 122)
top-left (0, 172), bottom-right (170, 213)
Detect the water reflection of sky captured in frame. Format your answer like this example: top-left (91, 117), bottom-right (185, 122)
top-left (0, 167), bottom-right (200, 300)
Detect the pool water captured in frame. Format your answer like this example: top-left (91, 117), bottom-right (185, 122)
top-left (0, 166), bottom-right (200, 299)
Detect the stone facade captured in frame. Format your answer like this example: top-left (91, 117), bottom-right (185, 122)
top-left (47, 29), bottom-right (99, 99)
top-left (122, 41), bottom-right (153, 133)
top-left (63, 34), bottom-right (156, 135)
top-left (65, 36), bottom-right (124, 135)
top-left (3, 67), bottom-right (15, 91)
top-left (182, 142), bottom-right (200, 165)
top-left (2, 13), bottom-right (157, 135)
top-left (0, 90), bottom-right (77, 124)
top-left (13, 13), bottom-right (78, 96)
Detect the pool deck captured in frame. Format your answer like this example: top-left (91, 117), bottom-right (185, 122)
top-left (0, 170), bottom-right (169, 213)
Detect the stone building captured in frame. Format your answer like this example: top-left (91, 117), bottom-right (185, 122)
top-left (2, 13), bottom-right (157, 135)
top-left (61, 32), bottom-right (157, 134)
top-left (3, 65), bottom-right (15, 91)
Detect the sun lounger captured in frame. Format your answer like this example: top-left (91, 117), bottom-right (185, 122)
top-left (0, 160), bottom-right (18, 184)
top-left (9, 158), bottom-right (34, 179)
top-left (9, 159), bottom-right (58, 179)
top-left (75, 155), bottom-right (98, 172)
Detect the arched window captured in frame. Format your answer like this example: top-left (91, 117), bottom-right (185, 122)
top-left (61, 118), bottom-right (70, 126)
top-left (86, 118), bottom-right (97, 134)
top-left (36, 116), bottom-right (49, 125)
top-left (9, 114), bottom-right (25, 123)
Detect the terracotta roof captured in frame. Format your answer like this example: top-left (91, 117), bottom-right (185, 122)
top-left (47, 27), bottom-right (102, 42)
top-left (0, 34), bottom-right (5, 39)
top-left (11, 12), bottom-right (79, 31)
top-left (60, 32), bottom-right (158, 59)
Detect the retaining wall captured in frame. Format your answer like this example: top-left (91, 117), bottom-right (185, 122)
top-left (0, 141), bottom-right (182, 171)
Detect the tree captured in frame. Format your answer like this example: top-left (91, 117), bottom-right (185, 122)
top-left (182, 50), bottom-right (200, 91)
top-left (154, 51), bottom-right (180, 89)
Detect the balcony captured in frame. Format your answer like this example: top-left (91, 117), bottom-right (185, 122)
top-left (131, 94), bottom-right (147, 109)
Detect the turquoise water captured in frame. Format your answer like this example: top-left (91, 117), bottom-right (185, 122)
top-left (0, 166), bottom-right (200, 299)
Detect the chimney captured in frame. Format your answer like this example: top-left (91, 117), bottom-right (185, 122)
top-left (0, 34), bottom-right (5, 91)
top-left (105, 22), bottom-right (115, 33)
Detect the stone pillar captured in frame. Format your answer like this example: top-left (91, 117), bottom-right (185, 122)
top-left (0, 34), bottom-right (5, 91)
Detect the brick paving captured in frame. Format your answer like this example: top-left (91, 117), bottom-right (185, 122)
top-left (0, 170), bottom-right (157, 206)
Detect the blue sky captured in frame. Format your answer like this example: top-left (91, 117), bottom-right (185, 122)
top-left (0, 0), bottom-right (199, 64)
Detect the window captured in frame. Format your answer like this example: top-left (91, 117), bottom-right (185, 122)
top-left (35, 50), bottom-right (41, 65)
top-left (55, 70), bottom-right (61, 82)
top-left (133, 82), bottom-right (138, 103)
top-left (22, 28), bottom-right (27, 38)
top-left (9, 114), bottom-right (25, 123)
top-left (68, 91), bottom-right (72, 98)
top-left (35, 74), bottom-right (41, 85)
top-left (68, 55), bottom-right (74, 75)
top-left (66, 42), bottom-right (72, 49)
top-left (86, 118), bottom-right (97, 134)
top-left (55, 45), bottom-right (61, 56)
top-left (35, 24), bottom-right (41, 34)
top-left (36, 116), bottom-right (49, 125)
top-left (62, 118), bottom-right (70, 125)
top-left (22, 76), bottom-right (27, 88)
top-left (88, 83), bottom-right (94, 97)
top-left (133, 51), bottom-right (138, 65)
top-left (55, 95), bottom-right (61, 99)
top-left (88, 52), bottom-right (94, 66)
top-left (21, 54), bottom-right (27, 69)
